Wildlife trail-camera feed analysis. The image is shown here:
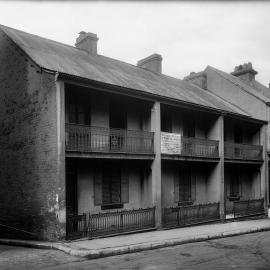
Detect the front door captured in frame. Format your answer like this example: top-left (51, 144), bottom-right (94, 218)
top-left (66, 164), bottom-right (78, 216)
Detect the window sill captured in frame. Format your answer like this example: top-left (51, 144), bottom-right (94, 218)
top-left (178, 201), bottom-right (194, 206)
top-left (101, 203), bottom-right (124, 210)
top-left (228, 196), bottom-right (241, 202)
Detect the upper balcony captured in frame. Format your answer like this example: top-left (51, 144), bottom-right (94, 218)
top-left (224, 142), bottom-right (263, 162)
top-left (65, 123), bottom-right (154, 158)
top-left (160, 105), bottom-right (220, 161)
top-left (224, 117), bottom-right (263, 163)
top-left (161, 132), bottom-right (219, 160)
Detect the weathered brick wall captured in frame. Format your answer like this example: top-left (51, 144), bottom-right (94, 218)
top-left (0, 30), bottom-right (65, 240)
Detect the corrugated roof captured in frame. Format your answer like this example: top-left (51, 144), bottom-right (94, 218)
top-left (0, 24), bottom-right (249, 116)
top-left (207, 66), bottom-right (270, 104)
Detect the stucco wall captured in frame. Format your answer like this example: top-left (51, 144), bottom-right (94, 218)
top-left (161, 162), bottom-right (219, 207)
top-left (76, 161), bottom-right (152, 214)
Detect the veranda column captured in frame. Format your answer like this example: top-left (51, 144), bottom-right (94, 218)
top-left (56, 79), bottom-right (66, 238)
top-left (151, 101), bottom-right (162, 228)
top-left (208, 114), bottom-right (225, 221)
top-left (260, 124), bottom-right (268, 214)
top-left (218, 115), bottom-right (225, 221)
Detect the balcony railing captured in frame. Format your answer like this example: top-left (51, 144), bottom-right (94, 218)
top-left (224, 142), bottom-right (263, 161)
top-left (233, 198), bottom-right (265, 218)
top-left (66, 207), bottom-right (156, 240)
top-left (181, 137), bottom-right (219, 158)
top-left (163, 202), bottom-right (220, 228)
top-left (65, 124), bottom-right (154, 154)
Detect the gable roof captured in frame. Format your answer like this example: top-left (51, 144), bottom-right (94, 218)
top-left (0, 24), bottom-right (250, 117)
top-left (206, 66), bottom-right (270, 104)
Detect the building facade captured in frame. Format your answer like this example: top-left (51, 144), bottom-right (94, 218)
top-left (0, 25), bottom-right (268, 241)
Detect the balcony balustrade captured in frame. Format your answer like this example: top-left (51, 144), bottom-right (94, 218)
top-left (65, 123), bottom-right (154, 154)
top-left (161, 132), bottom-right (219, 159)
top-left (224, 142), bottom-right (263, 161)
top-left (181, 137), bottom-right (219, 158)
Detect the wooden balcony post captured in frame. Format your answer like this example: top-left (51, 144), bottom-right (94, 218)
top-left (150, 101), bottom-right (162, 228)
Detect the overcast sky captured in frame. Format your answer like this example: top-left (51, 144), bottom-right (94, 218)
top-left (1, 1), bottom-right (270, 85)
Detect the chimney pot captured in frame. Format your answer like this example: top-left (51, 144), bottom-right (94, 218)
top-left (137, 53), bottom-right (162, 74)
top-left (75, 31), bottom-right (98, 55)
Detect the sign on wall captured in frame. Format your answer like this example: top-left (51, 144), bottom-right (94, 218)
top-left (161, 132), bottom-right (181, 154)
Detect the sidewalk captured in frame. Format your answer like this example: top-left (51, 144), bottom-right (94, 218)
top-left (1, 218), bottom-right (270, 259)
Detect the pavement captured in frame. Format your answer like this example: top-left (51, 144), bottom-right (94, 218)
top-left (1, 218), bottom-right (270, 259)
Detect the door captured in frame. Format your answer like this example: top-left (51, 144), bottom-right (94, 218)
top-left (66, 165), bottom-right (78, 216)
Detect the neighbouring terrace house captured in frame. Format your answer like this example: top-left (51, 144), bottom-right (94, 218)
top-left (0, 25), bottom-right (268, 241)
top-left (185, 63), bottom-right (269, 219)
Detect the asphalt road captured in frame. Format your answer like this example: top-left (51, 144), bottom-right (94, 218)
top-left (1, 231), bottom-right (270, 270)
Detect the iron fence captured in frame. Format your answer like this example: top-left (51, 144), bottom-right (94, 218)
top-left (66, 207), bottom-right (155, 240)
top-left (163, 202), bottom-right (220, 228)
top-left (181, 137), bottom-right (219, 158)
top-left (66, 213), bottom-right (87, 240)
top-left (233, 198), bottom-right (265, 218)
top-left (65, 124), bottom-right (154, 154)
top-left (224, 142), bottom-right (263, 161)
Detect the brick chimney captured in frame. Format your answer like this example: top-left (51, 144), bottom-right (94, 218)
top-left (75, 31), bottom-right (98, 55)
top-left (184, 71), bottom-right (207, 90)
top-left (137, 54), bottom-right (162, 74)
top-left (231, 62), bottom-right (258, 82)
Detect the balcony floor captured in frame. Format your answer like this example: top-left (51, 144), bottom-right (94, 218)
top-left (161, 154), bottom-right (220, 163)
top-left (225, 159), bottom-right (263, 165)
top-left (66, 151), bottom-right (155, 160)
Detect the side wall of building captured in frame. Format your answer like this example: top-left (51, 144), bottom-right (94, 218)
top-left (0, 32), bottom-right (65, 240)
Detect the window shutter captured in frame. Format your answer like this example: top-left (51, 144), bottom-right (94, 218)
top-left (94, 167), bottom-right (102, 205)
top-left (174, 170), bottom-right (180, 202)
top-left (121, 169), bottom-right (129, 203)
top-left (191, 171), bottom-right (196, 202)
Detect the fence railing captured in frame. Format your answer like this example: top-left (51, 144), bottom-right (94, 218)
top-left (163, 202), bottom-right (220, 228)
top-left (224, 142), bottom-right (263, 161)
top-left (181, 137), bottom-right (219, 158)
top-left (66, 207), bottom-right (156, 240)
top-left (65, 124), bottom-right (154, 154)
top-left (233, 198), bottom-right (265, 218)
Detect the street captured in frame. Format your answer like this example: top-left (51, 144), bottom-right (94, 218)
top-left (1, 231), bottom-right (270, 270)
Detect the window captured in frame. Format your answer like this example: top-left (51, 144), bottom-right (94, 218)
top-left (174, 166), bottom-right (196, 205)
top-left (94, 165), bottom-right (129, 209)
top-left (68, 94), bottom-right (91, 125)
top-left (161, 109), bottom-right (172, 132)
top-left (229, 168), bottom-right (242, 199)
top-left (183, 115), bottom-right (195, 138)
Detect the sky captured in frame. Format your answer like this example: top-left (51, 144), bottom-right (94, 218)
top-left (0, 1), bottom-right (270, 86)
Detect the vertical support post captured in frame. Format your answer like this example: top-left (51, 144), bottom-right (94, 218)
top-left (219, 115), bottom-right (225, 221)
top-left (260, 124), bottom-right (268, 215)
top-left (56, 79), bottom-right (66, 239)
top-left (150, 101), bottom-right (162, 228)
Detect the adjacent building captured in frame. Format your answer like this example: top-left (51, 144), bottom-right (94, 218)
top-left (0, 25), bottom-right (268, 241)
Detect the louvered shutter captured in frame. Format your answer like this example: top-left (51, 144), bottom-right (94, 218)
top-left (174, 169), bottom-right (180, 202)
top-left (121, 169), bottom-right (129, 203)
top-left (94, 167), bottom-right (102, 205)
top-left (191, 171), bottom-right (196, 202)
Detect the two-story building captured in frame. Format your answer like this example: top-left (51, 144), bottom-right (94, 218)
top-left (0, 25), bottom-right (267, 241)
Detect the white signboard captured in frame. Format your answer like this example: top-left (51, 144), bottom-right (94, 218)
top-left (161, 132), bottom-right (181, 155)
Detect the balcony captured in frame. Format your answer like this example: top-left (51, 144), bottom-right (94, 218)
top-left (181, 137), bottom-right (219, 158)
top-left (224, 142), bottom-right (263, 161)
top-left (65, 123), bottom-right (154, 155)
top-left (161, 132), bottom-right (219, 159)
